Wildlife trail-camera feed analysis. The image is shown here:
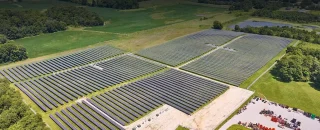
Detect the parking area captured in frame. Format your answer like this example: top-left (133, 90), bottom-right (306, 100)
top-left (221, 97), bottom-right (320, 130)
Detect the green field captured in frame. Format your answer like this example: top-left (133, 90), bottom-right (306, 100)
top-left (86, 4), bottom-right (226, 33)
top-left (11, 31), bottom-right (118, 58)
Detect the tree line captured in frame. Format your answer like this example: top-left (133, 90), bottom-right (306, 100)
top-left (59, 0), bottom-right (148, 9)
top-left (252, 10), bottom-right (320, 23)
top-left (0, 6), bottom-right (103, 43)
top-left (198, 0), bottom-right (319, 11)
top-left (234, 26), bottom-right (320, 44)
top-left (0, 79), bottom-right (47, 129)
top-left (272, 45), bottom-right (320, 86)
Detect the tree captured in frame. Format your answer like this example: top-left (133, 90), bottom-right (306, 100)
top-left (213, 21), bottom-right (223, 29)
top-left (234, 25), bottom-right (240, 31)
top-left (300, 0), bottom-right (313, 8)
top-left (0, 44), bottom-right (28, 63)
top-left (0, 79), bottom-right (47, 129)
top-left (0, 34), bottom-right (7, 44)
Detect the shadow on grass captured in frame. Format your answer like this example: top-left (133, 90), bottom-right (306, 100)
top-left (270, 69), bottom-right (291, 83)
top-left (308, 82), bottom-right (320, 91)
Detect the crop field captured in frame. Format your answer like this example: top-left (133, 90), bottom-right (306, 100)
top-left (14, 55), bottom-right (165, 111)
top-left (11, 31), bottom-right (118, 58)
top-left (0, 45), bottom-right (124, 82)
top-left (50, 69), bottom-right (228, 129)
top-left (181, 35), bottom-right (292, 86)
top-left (229, 20), bottom-right (292, 29)
top-left (137, 30), bottom-right (243, 66)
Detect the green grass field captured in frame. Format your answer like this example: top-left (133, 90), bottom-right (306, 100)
top-left (10, 31), bottom-right (118, 58)
top-left (86, 4), bottom-right (226, 33)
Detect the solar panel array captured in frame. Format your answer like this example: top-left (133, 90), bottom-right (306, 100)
top-left (0, 45), bottom-right (124, 82)
top-left (181, 35), bottom-right (292, 86)
top-left (50, 102), bottom-right (124, 130)
top-left (15, 55), bottom-right (165, 112)
top-left (50, 69), bottom-right (228, 129)
top-left (137, 29), bottom-right (243, 66)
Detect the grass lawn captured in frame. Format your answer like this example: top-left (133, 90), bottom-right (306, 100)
top-left (227, 124), bottom-right (250, 130)
top-left (85, 4), bottom-right (227, 33)
top-left (10, 31), bottom-right (118, 58)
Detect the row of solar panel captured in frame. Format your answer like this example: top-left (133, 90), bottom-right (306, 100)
top-left (137, 29), bottom-right (244, 66)
top-left (51, 69), bottom-right (229, 129)
top-left (181, 34), bottom-right (292, 86)
top-left (15, 55), bottom-right (165, 111)
top-left (1, 45), bottom-right (124, 82)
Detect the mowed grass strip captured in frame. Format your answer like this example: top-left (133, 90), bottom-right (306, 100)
top-left (11, 31), bottom-right (118, 58)
top-left (86, 4), bottom-right (227, 33)
top-left (227, 124), bottom-right (250, 130)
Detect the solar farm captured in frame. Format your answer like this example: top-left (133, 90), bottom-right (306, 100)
top-left (0, 29), bottom-right (294, 130)
top-left (137, 30), bottom-right (243, 66)
top-left (181, 35), bottom-right (292, 86)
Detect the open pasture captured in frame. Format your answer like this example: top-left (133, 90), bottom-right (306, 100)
top-left (11, 31), bottom-right (118, 58)
top-left (229, 20), bottom-right (292, 29)
top-left (85, 4), bottom-right (227, 33)
top-left (181, 35), bottom-right (292, 86)
top-left (50, 69), bottom-right (228, 129)
top-left (137, 30), bottom-right (243, 66)
top-left (0, 45), bottom-right (124, 82)
top-left (14, 55), bottom-right (165, 112)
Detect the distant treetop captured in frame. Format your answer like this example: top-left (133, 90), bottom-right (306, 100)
top-left (59, 0), bottom-right (149, 9)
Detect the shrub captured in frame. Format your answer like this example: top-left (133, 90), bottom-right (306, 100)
top-left (213, 21), bottom-right (223, 29)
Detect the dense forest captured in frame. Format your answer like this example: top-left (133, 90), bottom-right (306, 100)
top-left (0, 79), bottom-right (47, 129)
top-left (0, 6), bottom-right (103, 43)
top-left (46, 6), bottom-right (104, 26)
top-left (252, 10), bottom-right (320, 23)
top-left (273, 46), bottom-right (320, 85)
top-left (235, 26), bottom-right (320, 44)
top-left (60, 0), bottom-right (148, 9)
